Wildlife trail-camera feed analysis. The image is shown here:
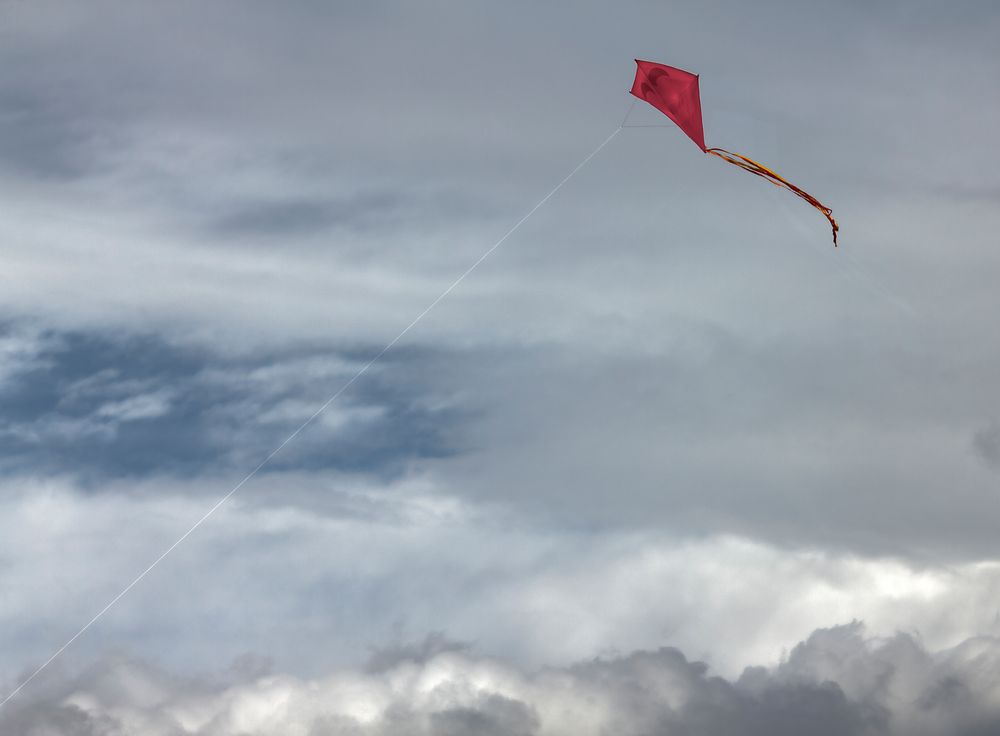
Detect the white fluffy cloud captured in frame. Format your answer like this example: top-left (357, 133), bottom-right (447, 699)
top-left (4, 476), bottom-right (1000, 689)
top-left (0, 326), bottom-right (57, 388)
top-left (7, 623), bottom-right (1000, 735)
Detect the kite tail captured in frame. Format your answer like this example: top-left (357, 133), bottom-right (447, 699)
top-left (706, 147), bottom-right (839, 246)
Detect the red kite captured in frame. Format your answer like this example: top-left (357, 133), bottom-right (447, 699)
top-left (630, 59), bottom-right (839, 245)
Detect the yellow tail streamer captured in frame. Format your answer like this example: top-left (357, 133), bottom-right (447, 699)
top-left (706, 147), bottom-right (839, 246)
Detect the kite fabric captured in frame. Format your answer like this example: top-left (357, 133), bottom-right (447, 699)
top-left (630, 59), bottom-right (839, 246)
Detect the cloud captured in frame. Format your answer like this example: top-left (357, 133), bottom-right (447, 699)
top-left (93, 391), bottom-right (174, 423)
top-left (973, 422), bottom-right (1000, 471)
top-left (0, 325), bottom-right (59, 389)
top-left (0, 84), bottom-right (108, 181)
top-left (4, 0), bottom-right (995, 354)
top-left (205, 191), bottom-right (448, 240)
top-left (365, 632), bottom-right (472, 674)
top-left (6, 624), bottom-right (1000, 736)
top-left (0, 327), bottom-right (461, 479)
top-left (5, 474), bottom-right (1000, 687)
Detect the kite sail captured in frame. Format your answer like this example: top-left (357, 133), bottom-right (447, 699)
top-left (630, 59), bottom-right (839, 245)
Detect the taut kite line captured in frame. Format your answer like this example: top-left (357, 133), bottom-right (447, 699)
top-left (630, 59), bottom-right (839, 245)
top-left (2, 61), bottom-right (840, 711)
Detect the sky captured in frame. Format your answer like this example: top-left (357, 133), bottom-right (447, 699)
top-left (2, 1), bottom-right (1000, 733)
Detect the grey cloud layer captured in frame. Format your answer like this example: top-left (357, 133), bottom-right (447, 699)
top-left (4, 476), bottom-right (1000, 686)
top-left (6, 624), bottom-right (1000, 736)
top-left (4, 318), bottom-right (999, 559)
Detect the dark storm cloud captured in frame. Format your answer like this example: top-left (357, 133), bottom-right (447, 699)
top-left (0, 325), bottom-right (462, 481)
top-left (204, 188), bottom-right (499, 244)
top-left (210, 192), bottom-right (408, 237)
top-left (973, 422), bottom-right (1000, 471)
top-left (427, 696), bottom-right (540, 736)
top-left (6, 624), bottom-right (1000, 736)
top-left (0, 86), bottom-right (104, 180)
top-left (0, 704), bottom-right (110, 736)
top-left (365, 632), bottom-right (472, 673)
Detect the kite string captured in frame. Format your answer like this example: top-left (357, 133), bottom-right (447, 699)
top-left (619, 96), bottom-right (676, 128)
top-left (619, 99), bottom-right (637, 127)
top-left (0, 125), bottom-right (624, 711)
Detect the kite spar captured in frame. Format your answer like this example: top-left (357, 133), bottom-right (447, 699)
top-left (630, 59), bottom-right (839, 245)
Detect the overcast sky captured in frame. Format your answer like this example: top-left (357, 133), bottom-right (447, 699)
top-left (2, 1), bottom-right (1000, 734)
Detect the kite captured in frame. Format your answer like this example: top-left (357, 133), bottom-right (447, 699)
top-left (629, 59), bottom-right (839, 245)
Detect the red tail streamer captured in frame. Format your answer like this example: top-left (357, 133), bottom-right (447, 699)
top-left (706, 147), bottom-right (839, 246)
